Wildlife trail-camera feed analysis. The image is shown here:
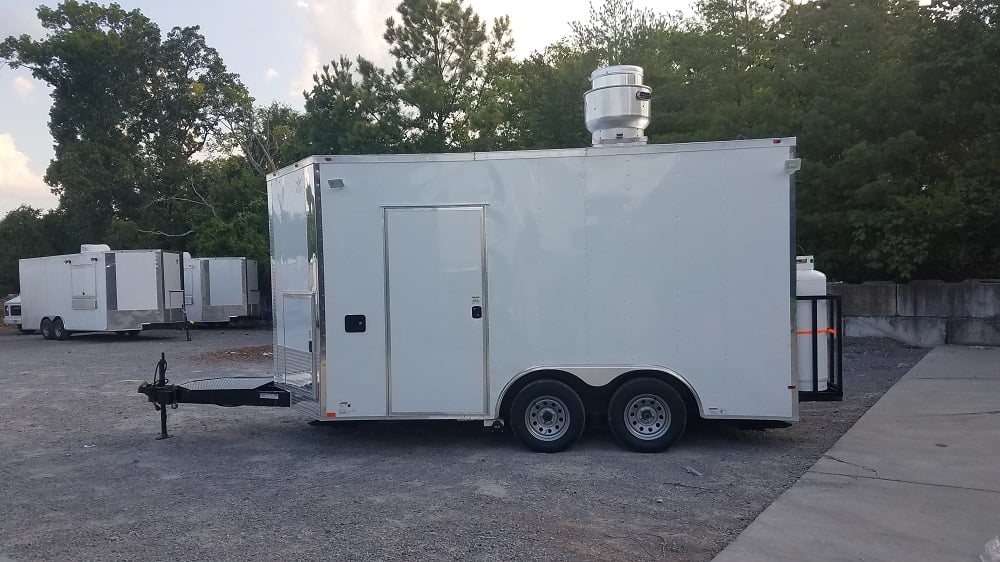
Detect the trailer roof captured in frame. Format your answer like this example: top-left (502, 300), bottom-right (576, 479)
top-left (18, 248), bottom-right (171, 263)
top-left (267, 137), bottom-right (796, 180)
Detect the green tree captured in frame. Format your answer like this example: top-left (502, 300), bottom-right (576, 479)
top-left (770, 0), bottom-right (930, 279)
top-left (223, 101), bottom-right (312, 175)
top-left (1, 0), bottom-right (250, 245)
top-left (514, 46), bottom-right (598, 149)
top-left (517, 0), bottom-right (685, 149)
top-left (683, 0), bottom-right (779, 138)
top-left (303, 56), bottom-right (405, 155)
top-left (903, 0), bottom-right (1000, 278)
top-left (0, 206), bottom-right (58, 294)
top-left (384, 0), bottom-right (516, 151)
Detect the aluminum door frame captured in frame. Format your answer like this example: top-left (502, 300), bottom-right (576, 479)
top-left (281, 290), bottom-right (319, 400)
top-left (382, 204), bottom-right (490, 416)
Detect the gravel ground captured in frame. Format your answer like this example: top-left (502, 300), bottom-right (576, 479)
top-left (0, 328), bottom-right (927, 561)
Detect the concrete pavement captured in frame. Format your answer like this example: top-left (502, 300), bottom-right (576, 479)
top-left (714, 345), bottom-right (1000, 562)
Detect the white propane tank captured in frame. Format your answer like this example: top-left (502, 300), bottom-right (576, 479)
top-left (796, 256), bottom-right (829, 392)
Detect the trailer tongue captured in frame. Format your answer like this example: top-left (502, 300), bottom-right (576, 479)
top-left (137, 353), bottom-right (290, 439)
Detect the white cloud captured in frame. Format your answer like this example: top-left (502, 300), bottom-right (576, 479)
top-left (12, 76), bottom-right (37, 103)
top-left (266, 67), bottom-right (280, 81)
top-left (0, 134), bottom-right (57, 217)
top-left (289, 45), bottom-right (321, 99)
top-left (286, 0), bottom-right (398, 101)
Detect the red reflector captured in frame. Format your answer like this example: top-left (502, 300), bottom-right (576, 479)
top-left (772, 139), bottom-right (782, 144)
top-left (324, 157), bottom-right (332, 161)
top-left (326, 412), bottom-right (336, 418)
top-left (788, 385), bottom-right (797, 389)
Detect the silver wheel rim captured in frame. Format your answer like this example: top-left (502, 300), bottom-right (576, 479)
top-left (524, 395), bottom-right (570, 442)
top-left (624, 393), bottom-right (671, 440)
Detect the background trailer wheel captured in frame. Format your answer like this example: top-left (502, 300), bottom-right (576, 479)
top-left (509, 380), bottom-right (585, 453)
top-left (608, 377), bottom-right (687, 453)
top-left (52, 317), bottom-right (68, 340)
top-left (39, 318), bottom-right (54, 340)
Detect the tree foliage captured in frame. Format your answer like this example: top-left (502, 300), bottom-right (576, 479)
top-left (0, 0), bottom-right (249, 245)
top-left (303, 56), bottom-right (405, 155)
top-left (385, 0), bottom-right (516, 151)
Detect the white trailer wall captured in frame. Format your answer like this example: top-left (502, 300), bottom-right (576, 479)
top-left (19, 249), bottom-right (183, 333)
top-left (269, 139), bottom-right (797, 422)
top-left (20, 251), bottom-right (109, 332)
top-left (184, 256), bottom-right (261, 323)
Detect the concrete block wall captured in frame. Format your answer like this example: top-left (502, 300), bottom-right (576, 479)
top-left (828, 280), bottom-right (1000, 347)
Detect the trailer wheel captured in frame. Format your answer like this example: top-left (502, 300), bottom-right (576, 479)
top-left (608, 378), bottom-right (687, 453)
top-left (52, 317), bottom-right (69, 341)
top-left (509, 380), bottom-right (585, 453)
top-left (40, 318), bottom-right (54, 340)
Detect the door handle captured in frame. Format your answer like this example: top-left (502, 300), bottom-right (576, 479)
top-left (471, 305), bottom-right (482, 319)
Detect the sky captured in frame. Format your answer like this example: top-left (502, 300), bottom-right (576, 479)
top-left (0, 0), bottom-right (692, 217)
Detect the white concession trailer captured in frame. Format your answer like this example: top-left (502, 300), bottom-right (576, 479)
top-left (20, 245), bottom-right (186, 339)
top-left (3, 295), bottom-right (23, 330)
top-left (182, 254), bottom-right (260, 324)
top-left (140, 65), bottom-right (842, 452)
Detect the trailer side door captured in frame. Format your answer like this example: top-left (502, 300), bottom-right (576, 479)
top-left (384, 206), bottom-right (487, 416)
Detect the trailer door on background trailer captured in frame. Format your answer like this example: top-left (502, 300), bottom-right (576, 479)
top-left (71, 264), bottom-right (97, 310)
top-left (162, 253), bottom-right (184, 309)
top-left (183, 269), bottom-right (193, 305)
top-left (385, 206), bottom-right (487, 415)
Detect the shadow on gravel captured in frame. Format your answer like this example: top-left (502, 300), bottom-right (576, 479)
top-left (53, 331), bottom-right (186, 343)
top-left (236, 416), bottom-right (796, 454)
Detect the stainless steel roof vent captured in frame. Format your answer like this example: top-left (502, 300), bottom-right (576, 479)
top-left (584, 65), bottom-right (651, 146)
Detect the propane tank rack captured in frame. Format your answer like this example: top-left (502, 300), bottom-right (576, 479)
top-left (796, 294), bottom-right (844, 401)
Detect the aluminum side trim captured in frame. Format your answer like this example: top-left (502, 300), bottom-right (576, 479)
top-left (495, 364), bottom-right (706, 417)
top-left (313, 163), bottom-right (327, 415)
top-left (789, 145), bottom-right (800, 420)
top-left (382, 207), bottom-right (393, 414)
top-left (480, 206), bottom-right (490, 416)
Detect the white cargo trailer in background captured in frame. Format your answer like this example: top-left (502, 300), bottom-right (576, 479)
top-left (140, 65), bottom-right (842, 452)
top-left (3, 295), bottom-right (23, 331)
top-left (183, 254), bottom-right (260, 324)
top-left (20, 245), bottom-right (185, 340)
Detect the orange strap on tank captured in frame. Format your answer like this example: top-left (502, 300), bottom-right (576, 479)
top-left (796, 328), bottom-right (838, 335)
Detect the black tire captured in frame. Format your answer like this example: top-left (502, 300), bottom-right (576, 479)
top-left (52, 317), bottom-right (68, 341)
top-left (509, 380), bottom-right (585, 453)
top-left (608, 377), bottom-right (687, 453)
top-left (40, 318), bottom-right (54, 340)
